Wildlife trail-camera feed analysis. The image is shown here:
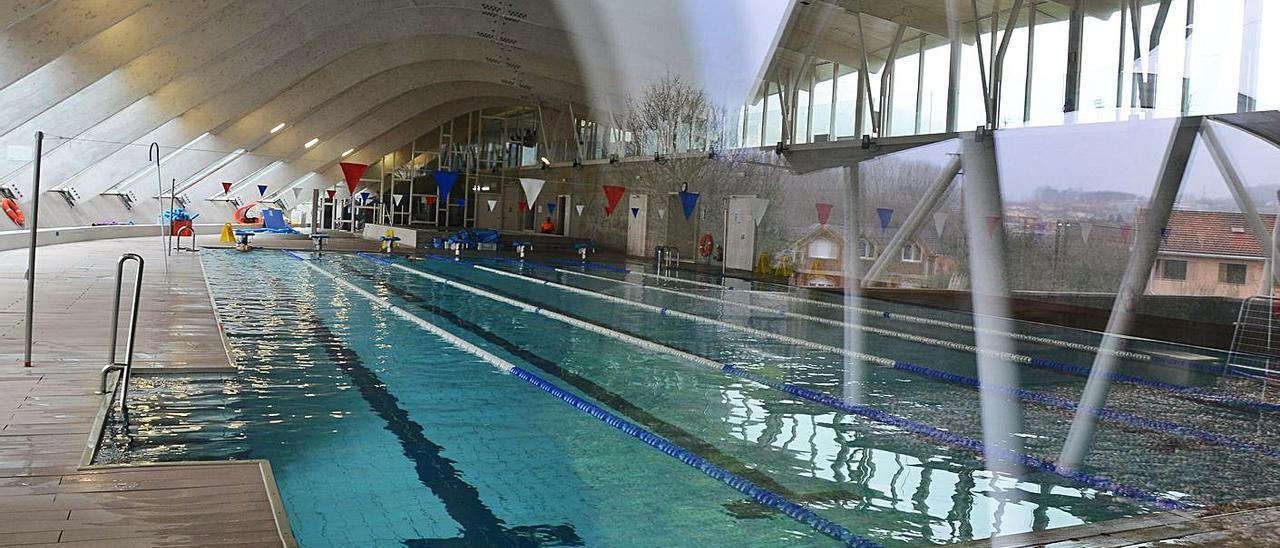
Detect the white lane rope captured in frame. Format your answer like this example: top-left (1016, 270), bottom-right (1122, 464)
top-left (619, 268), bottom-right (1151, 362)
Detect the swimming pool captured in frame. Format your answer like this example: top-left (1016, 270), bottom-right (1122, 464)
top-left (96, 249), bottom-right (1280, 546)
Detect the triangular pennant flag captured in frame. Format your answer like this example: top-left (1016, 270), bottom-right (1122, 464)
top-left (519, 178), bottom-right (545, 207)
top-left (748, 198), bottom-right (769, 225)
top-left (985, 216), bottom-right (1001, 236)
top-left (602, 185), bottom-right (626, 216)
top-left (325, 189), bottom-right (336, 200)
top-left (575, 204), bottom-right (584, 216)
top-left (518, 200), bottom-right (527, 213)
top-left (815, 203), bottom-right (833, 225)
top-left (547, 203), bottom-right (556, 215)
top-left (1081, 222), bottom-right (1093, 243)
top-left (393, 193), bottom-right (403, 206)
top-left (487, 199), bottom-right (498, 212)
top-left (657, 208), bottom-right (665, 220)
top-left (292, 187), bottom-right (303, 200)
top-left (339, 162), bottom-right (368, 195)
top-left (432, 170), bottom-right (459, 199)
top-left (631, 207), bottom-right (640, 218)
top-left (426, 195), bottom-right (437, 206)
top-left (876, 207), bottom-right (894, 234)
top-left (359, 191), bottom-right (370, 204)
top-left (257, 184), bottom-right (268, 197)
top-left (1034, 221), bottom-right (1047, 241)
top-left (1161, 227), bottom-right (1171, 241)
top-left (933, 212), bottom-right (948, 236)
top-left (1121, 224), bottom-right (1131, 243)
top-left (221, 181), bottom-right (232, 194)
top-left (456, 197), bottom-right (466, 207)
top-left (678, 190), bottom-right (700, 220)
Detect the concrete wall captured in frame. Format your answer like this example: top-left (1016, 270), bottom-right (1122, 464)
top-left (0, 223), bottom-right (237, 252)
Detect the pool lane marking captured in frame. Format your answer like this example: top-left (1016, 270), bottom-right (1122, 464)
top-left (376, 256), bottom-right (1190, 510)
top-left (538, 265), bottom-right (1280, 415)
top-left (294, 252), bottom-right (877, 547)
top-left (274, 252), bottom-right (581, 545)
top-left (340, 257), bottom-right (837, 504)
top-left (470, 262), bottom-right (1280, 461)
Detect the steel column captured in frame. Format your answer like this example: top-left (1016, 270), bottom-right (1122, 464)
top-left (1058, 117), bottom-right (1201, 470)
top-left (22, 131), bottom-right (43, 368)
top-left (862, 155), bottom-right (961, 284)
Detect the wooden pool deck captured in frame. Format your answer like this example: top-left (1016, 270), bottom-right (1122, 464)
top-left (0, 237), bottom-right (293, 546)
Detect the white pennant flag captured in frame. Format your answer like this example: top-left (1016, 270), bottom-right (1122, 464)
top-left (519, 178), bottom-right (545, 207)
top-left (748, 198), bottom-right (769, 226)
top-left (393, 193), bottom-right (404, 206)
top-left (486, 199), bottom-right (498, 212)
top-left (575, 204), bottom-right (585, 216)
top-left (1081, 222), bottom-right (1093, 243)
top-left (933, 212), bottom-right (948, 236)
top-left (657, 208), bottom-right (665, 220)
top-left (292, 187), bottom-right (303, 199)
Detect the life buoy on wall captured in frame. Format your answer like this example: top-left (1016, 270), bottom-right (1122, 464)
top-left (1, 198), bottom-right (24, 227)
top-left (698, 233), bottom-right (714, 257)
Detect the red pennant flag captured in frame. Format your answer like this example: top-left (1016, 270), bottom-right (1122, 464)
top-left (815, 203), bottom-right (833, 225)
top-left (602, 185), bottom-right (626, 216)
top-left (518, 200), bottom-right (527, 213)
top-left (221, 181), bottom-right (232, 194)
top-left (339, 162), bottom-right (367, 195)
top-left (325, 189), bottom-right (336, 200)
top-left (426, 196), bottom-right (437, 206)
top-left (985, 216), bottom-right (1001, 236)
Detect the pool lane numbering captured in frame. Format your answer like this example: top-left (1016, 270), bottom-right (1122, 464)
top-left (288, 251), bottom-right (879, 548)
top-left (399, 253), bottom-right (1190, 511)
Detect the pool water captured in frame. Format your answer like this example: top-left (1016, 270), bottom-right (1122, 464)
top-left (95, 250), bottom-right (1280, 546)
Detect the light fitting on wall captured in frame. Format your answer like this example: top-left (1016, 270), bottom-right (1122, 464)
top-left (539, 156), bottom-right (551, 168)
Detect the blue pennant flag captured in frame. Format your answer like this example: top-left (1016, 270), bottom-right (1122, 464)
top-left (257, 184), bottom-right (268, 197)
top-left (631, 207), bottom-right (640, 218)
top-left (876, 207), bottom-right (894, 235)
top-left (678, 190), bottom-right (700, 220)
top-left (547, 203), bottom-right (556, 215)
top-left (433, 170), bottom-right (459, 199)
top-left (359, 191), bottom-right (370, 204)
top-left (456, 197), bottom-right (466, 207)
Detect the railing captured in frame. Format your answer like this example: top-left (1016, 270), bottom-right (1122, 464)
top-left (99, 253), bottom-right (144, 424)
top-left (173, 225), bottom-right (196, 252)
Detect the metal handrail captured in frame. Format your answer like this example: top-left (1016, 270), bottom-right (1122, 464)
top-left (99, 253), bottom-right (145, 424)
top-left (174, 225), bottom-right (196, 252)
top-left (655, 246), bottom-right (680, 270)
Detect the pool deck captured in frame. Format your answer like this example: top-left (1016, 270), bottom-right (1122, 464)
top-left (954, 497), bottom-right (1280, 547)
top-left (0, 238), bottom-right (294, 547)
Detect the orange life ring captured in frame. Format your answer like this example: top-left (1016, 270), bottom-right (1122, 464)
top-left (1, 198), bottom-right (24, 227)
top-left (698, 233), bottom-right (714, 257)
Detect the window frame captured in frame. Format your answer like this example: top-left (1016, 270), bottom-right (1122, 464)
top-left (1158, 259), bottom-right (1188, 281)
top-left (901, 242), bottom-right (923, 263)
top-left (1220, 262), bottom-right (1248, 285)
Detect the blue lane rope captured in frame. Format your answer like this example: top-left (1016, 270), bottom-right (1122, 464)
top-left (719, 365), bottom-right (1188, 510)
top-left (337, 252), bottom-right (881, 547)
top-left (546, 257), bottom-right (629, 273)
top-left (508, 366), bottom-right (880, 548)
top-left (367, 253), bottom-right (1190, 511)
top-left (890, 362), bottom-right (1280, 459)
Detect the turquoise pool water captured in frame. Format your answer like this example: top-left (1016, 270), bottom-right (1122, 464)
top-left (97, 250), bottom-right (1280, 546)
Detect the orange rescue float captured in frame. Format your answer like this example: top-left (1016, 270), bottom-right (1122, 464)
top-left (1, 197), bottom-right (23, 227)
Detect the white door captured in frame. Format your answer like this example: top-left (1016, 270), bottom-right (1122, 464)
top-left (725, 195), bottom-right (756, 271)
top-left (626, 193), bottom-right (648, 257)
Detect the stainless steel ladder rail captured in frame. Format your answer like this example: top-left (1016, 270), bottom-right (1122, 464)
top-left (99, 253), bottom-right (145, 424)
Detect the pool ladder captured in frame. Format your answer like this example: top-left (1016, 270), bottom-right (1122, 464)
top-left (99, 253), bottom-right (144, 424)
top-left (655, 245), bottom-right (680, 271)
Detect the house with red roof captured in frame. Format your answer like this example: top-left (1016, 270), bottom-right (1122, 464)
top-left (1146, 209), bottom-right (1276, 298)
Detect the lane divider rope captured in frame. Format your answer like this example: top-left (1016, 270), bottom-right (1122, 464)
top-left (298, 251), bottom-right (876, 547)
top-left (543, 265), bottom-right (1280, 414)
top-left (379, 254), bottom-right (1189, 510)
top-left (461, 261), bottom-right (1280, 460)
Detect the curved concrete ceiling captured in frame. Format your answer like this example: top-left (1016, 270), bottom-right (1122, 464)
top-left (0, 0), bottom-right (786, 229)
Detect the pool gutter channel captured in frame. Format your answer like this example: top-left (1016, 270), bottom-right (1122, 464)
top-left (73, 254), bottom-right (299, 548)
top-left (377, 253), bottom-right (1188, 511)
top-left (290, 250), bottom-right (878, 547)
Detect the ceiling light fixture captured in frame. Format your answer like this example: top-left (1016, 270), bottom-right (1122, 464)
top-left (304, 138), bottom-right (319, 149)
top-left (269, 122), bottom-right (286, 134)
top-left (341, 148), bottom-right (354, 157)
